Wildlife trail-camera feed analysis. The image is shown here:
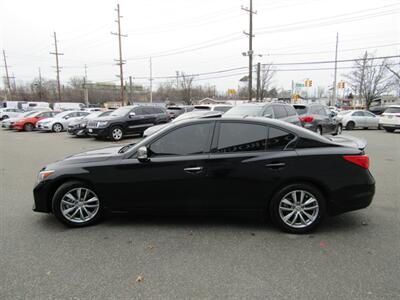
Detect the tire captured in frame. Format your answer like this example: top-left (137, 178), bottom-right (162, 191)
top-left (269, 183), bottom-right (326, 234)
top-left (333, 124), bottom-right (342, 136)
top-left (378, 124), bottom-right (383, 130)
top-left (2, 115), bottom-right (9, 120)
top-left (316, 126), bottom-right (322, 135)
top-left (52, 181), bottom-right (103, 227)
top-left (109, 126), bottom-right (124, 141)
top-left (384, 127), bottom-right (395, 133)
top-left (23, 123), bottom-right (34, 132)
top-left (346, 121), bottom-right (355, 130)
top-left (363, 127), bottom-right (368, 130)
top-left (52, 123), bottom-right (63, 133)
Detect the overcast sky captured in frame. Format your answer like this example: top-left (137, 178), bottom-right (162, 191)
top-left (1, 0), bottom-right (399, 93)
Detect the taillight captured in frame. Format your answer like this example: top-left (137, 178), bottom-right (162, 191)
top-left (343, 155), bottom-right (369, 169)
top-left (299, 116), bottom-right (314, 123)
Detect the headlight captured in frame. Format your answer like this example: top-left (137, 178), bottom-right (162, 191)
top-left (97, 121), bottom-right (108, 128)
top-left (37, 170), bottom-right (54, 183)
top-left (80, 122), bottom-right (87, 128)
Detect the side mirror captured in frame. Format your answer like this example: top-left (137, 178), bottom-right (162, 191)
top-left (129, 112), bottom-right (136, 118)
top-left (264, 113), bottom-right (273, 118)
top-left (330, 112), bottom-right (337, 117)
top-left (137, 146), bottom-right (149, 162)
top-left (64, 116), bottom-right (70, 120)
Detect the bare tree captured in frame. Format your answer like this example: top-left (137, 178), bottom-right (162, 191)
top-left (385, 64), bottom-right (400, 80)
top-left (345, 52), bottom-right (396, 108)
top-left (179, 72), bottom-right (195, 104)
top-left (259, 63), bottom-right (275, 100)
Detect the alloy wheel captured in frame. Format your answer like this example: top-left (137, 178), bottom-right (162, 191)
top-left (278, 190), bottom-right (319, 229)
top-left (112, 128), bottom-right (123, 140)
top-left (24, 123), bottom-right (33, 132)
top-left (53, 123), bottom-right (63, 132)
top-left (60, 188), bottom-right (100, 223)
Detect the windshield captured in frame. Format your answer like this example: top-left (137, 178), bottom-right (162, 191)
top-left (85, 111), bottom-right (108, 119)
top-left (193, 106), bottom-right (211, 111)
top-left (21, 111), bottom-right (37, 117)
top-left (109, 107), bottom-right (132, 117)
top-left (224, 105), bottom-right (262, 116)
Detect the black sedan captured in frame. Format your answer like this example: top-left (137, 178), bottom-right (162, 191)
top-left (33, 117), bottom-right (375, 233)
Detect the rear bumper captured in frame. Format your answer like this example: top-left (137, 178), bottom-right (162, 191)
top-left (328, 176), bottom-right (375, 215)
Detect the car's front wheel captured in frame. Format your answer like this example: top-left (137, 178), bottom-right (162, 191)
top-left (384, 127), bottom-right (395, 133)
top-left (109, 126), bottom-right (123, 141)
top-left (52, 181), bottom-right (103, 227)
top-left (269, 183), bottom-right (326, 233)
top-left (24, 123), bottom-right (34, 132)
top-left (52, 123), bottom-right (63, 132)
top-left (346, 121), bottom-right (355, 130)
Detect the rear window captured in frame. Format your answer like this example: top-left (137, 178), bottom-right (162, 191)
top-left (384, 107), bottom-right (400, 114)
top-left (167, 107), bottom-right (183, 111)
top-left (284, 105), bottom-right (297, 116)
top-left (194, 106), bottom-right (211, 111)
top-left (294, 105), bottom-right (308, 115)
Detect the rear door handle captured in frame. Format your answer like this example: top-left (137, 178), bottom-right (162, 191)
top-left (184, 166), bottom-right (204, 174)
top-left (265, 163), bottom-right (286, 169)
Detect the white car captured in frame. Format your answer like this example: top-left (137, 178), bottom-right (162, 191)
top-left (193, 104), bottom-right (233, 113)
top-left (1, 111), bottom-right (38, 128)
top-left (336, 110), bottom-right (379, 130)
top-left (36, 110), bottom-right (90, 132)
top-left (379, 105), bottom-right (400, 132)
top-left (0, 108), bottom-right (24, 120)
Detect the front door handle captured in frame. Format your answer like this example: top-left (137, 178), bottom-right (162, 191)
top-left (184, 166), bottom-right (203, 174)
top-left (265, 162), bottom-right (286, 169)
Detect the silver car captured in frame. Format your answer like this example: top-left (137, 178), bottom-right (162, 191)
top-left (336, 110), bottom-right (379, 130)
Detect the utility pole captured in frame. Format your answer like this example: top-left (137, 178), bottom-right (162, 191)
top-left (111, 4), bottom-right (127, 106)
top-left (256, 62), bottom-right (261, 100)
top-left (149, 57), bottom-right (153, 103)
top-left (129, 76), bottom-right (134, 104)
top-left (82, 64), bottom-right (89, 106)
top-left (50, 32), bottom-right (63, 102)
top-left (332, 32), bottom-right (339, 106)
top-left (242, 0), bottom-right (256, 102)
top-left (2, 50), bottom-right (12, 100)
top-left (38, 68), bottom-right (43, 101)
top-left (175, 71), bottom-right (179, 88)
top-left (359, 51), bottom-right (368, 107)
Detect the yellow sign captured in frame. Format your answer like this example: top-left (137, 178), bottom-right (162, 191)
top-left (228, 89), bottom-right (237, 95)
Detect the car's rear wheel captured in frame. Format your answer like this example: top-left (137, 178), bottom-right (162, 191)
top-left (316, 126), bottom-right (322, 135)
top-left (378, 124), bottom-right (383, 130)
top-left (52, 181), bottom-right (103, 227)
top-left (52, 123), bottom-right (63, 132)
top-left (269, 183), bottom-right (326, 233)
top-left (23, 123), bottom-right (34, 132)
top-left (110, 126), bottom-right (123, 141)
top-left (346, 121), bottom-right (355, 130)
top-left (2, 115), bottom-right (9, 120)
top-left (384, 127), bottom-right (395, 133)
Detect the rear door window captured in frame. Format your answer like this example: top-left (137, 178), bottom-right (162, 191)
top-left (284, 105), bottom-right (297, 116)
top-left (267, 127), bottom-right (296, 151)
top-left (143, 107), bottom-right (156, 114)
top-left (294, 106), bottom-right (307, 115)
top-left (352, 111), bottom-right (363, 116)
top-left (216, 122), bottom-right (267, 153)
top-left (272, 105), bottom-right (288, 119)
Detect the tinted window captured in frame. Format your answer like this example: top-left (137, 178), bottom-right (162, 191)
top-left (267, 127), bottom-right (296, 151)
top-left (284, 105), bottom-right (297, 116)
top-left (294, 105), bottom-right (307, 115)
top-left (217, 122), bottom-right (267, 153)
top-left (363, 111), bottom-right (375, 117)
top-left (143, 107), bottom-right (155, 114)
top-left (263, 106), bottom-right (274, 117)
top-left (352, 111), bottom-right (363, 116)
top-left (133, 107), bottom-right (145, 115)
top-left (149, 123), bottom-right (212, 156)
top-left (154, 107), bottom-right (166, 114)
top-left (273, 105), bottom-right (288, 119)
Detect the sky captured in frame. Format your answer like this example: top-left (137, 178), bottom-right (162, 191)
top-left (1, 0), bottom-right (399, 94)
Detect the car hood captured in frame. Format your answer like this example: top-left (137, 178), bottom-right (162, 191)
top-left (69, 118), bottom-right (86, 126)
top-left (327, 135), bottom-right (367, 150)
top-left (91, 115), bottom-right (123, 122)
top-left (49, 145), bottom-right (124, 167)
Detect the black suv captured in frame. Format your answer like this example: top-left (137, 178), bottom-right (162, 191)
top-left (223, 102), bottom-right (301, 126)
top-left (87, 105), bottom-right (169, 141)
top-left (293, 104), bottom-right (339, 135)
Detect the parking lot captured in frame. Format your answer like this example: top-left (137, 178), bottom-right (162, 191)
top-left (0, 129), bottom-right (399, 299)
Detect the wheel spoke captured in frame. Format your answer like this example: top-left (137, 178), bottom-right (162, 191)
top-left (303, 205), bottom-right (318, 211)
top-left (82, 207), bottom-right (93, 218)
top-left (79, 208), bottom-right (85, 220)
top-left (299, 191), bottom-right (305, 204)
top-left (63, 205), bottom-right (77, 214)
top-left (291, 191), bottom-right (298, 204)
top-left (70, 207), bottom-right (80, 218)
top-left (279, 207), bottom-right (294, 212)
top-left (61, 199), bottom-right (75, 206)
top-left (302, 198), bottom-right (317, 207)
top-left (65, 193), bottom-right (77, 202)
top-left (84, 197), bottom-right (98, 204)
top-left (82, 189), bottom-right (89, 201)
top-left (298, 212), bottom-right (307, 225)
top-left (76, 188), bottom-right (82, 200)
top-left (290, 212), bottom-right (299, 225)
top-left (281, 198), bottom-right (293, 206)
top-left (302, 210), bottom-right (314, 220)
top-left (283, 210), bottom-right (295, 222)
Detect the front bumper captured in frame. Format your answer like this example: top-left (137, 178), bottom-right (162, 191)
top-left (86, 127), bottom-right (109, 138)
top-left (36, 123), bottom-right (52, 131)
top-left (33, 181), bottom-right (52, 213)
top-left (67, 127), bottom-right (88, 136)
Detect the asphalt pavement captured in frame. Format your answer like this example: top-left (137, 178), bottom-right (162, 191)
top-left (0, 129), bottom-right (399, 299)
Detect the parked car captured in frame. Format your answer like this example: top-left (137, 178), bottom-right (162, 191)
top-left (13, 110), bottom-right (59, 131)
top-left (36, 110), bottom-right (90, 132)
top-left (224, 102), bottom-right (302, 126)
top-left (193, 104), bottom-right (232, 113)
top-left (166, 106), bottom-right (194, 119)
top-left (379, 105), bottom-right (400, 132)
top-left (1, 111), bottom-right (39, 129)
top-left (67, 111), bottom-right (112, 136)
top-left (21, 101), bottom-right (51, 111)
top-left (33, 117), bottom-right (375, 233)
top-left (336, 110), bottom-right (379, 131)
top-left (293, 104), bottom-right (340, 135)
top-left (86, 105), bottom-right (169, 141)
top-left (52, 102), bottom-right (85, 111)
top-left (0, 108), bottom-right (24, 120)
top-left (143, 110), bottom-right (222, 137)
